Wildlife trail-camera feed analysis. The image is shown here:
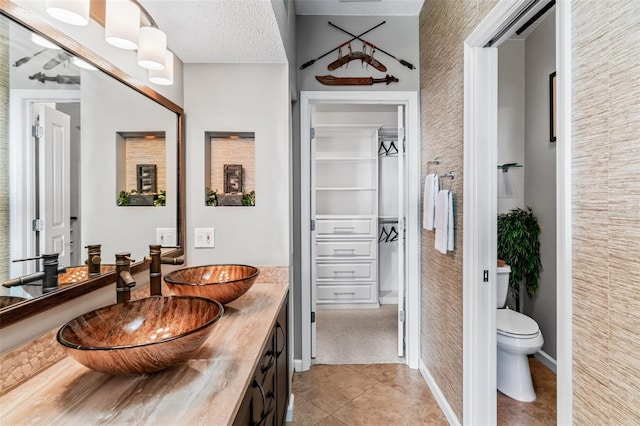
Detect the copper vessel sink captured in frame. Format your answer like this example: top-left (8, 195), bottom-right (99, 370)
top-left (57, 296), bottom-right (223, 375)
top-left (0, 295), bottom-right (27, 309)
top-left (163, 264), bottom-right (260, 305)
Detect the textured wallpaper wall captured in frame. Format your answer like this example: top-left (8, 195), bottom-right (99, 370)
top-left (418, 0), bottom-right (498, 420)
top-left (572, 0), bottom-right (640, 423)
top-left (0, 21), bottom-right (8, 284)
top-left (420, 0), bottom-right (640, 422)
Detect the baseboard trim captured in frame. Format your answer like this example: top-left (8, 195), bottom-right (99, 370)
top-left (419, 359), bottom-right (461, 426)
top-left (286, 393), bottom-right (294, 422)
top-left (294, 359), bottom-right (303, 372)
top-left (535, 350), bottom-right (557, 374)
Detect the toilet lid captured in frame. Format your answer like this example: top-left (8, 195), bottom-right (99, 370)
top-left (497, 309), bottom-right (539, 337)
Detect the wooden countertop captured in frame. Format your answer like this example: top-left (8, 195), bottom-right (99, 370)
top-left (0, 282), bottom-right (289, 425)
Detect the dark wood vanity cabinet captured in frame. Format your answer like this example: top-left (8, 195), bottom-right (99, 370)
top-left (234, 295), bottom-right (289, 426)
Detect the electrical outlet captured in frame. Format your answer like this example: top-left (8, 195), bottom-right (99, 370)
top-left (194, 228), bottom-right (215, 248)
top-left (156, 228), bottom-right (177, 247)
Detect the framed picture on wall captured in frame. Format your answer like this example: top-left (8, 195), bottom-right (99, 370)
top-left (549, 71), bottom-right (557, 142)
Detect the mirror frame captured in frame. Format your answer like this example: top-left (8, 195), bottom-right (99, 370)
top-left (0, 0), bottom-right (186, 328)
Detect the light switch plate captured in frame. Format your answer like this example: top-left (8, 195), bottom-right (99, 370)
top-left (194, 228), bottom-right (215, 248)
top-left (156, 228), bottom-right (177, 247)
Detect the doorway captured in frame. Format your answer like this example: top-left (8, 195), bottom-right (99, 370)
top-left (300, 91), bottom-right (421, 371)
top-left (9, 90), bottom-right (80, 283)
top-left (463, 0), bottom-right (572, 425)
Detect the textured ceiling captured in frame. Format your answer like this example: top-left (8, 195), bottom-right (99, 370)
top-left (138, 0), bottom-right (287, 64)
top-left (138, 0), bottom-right (424, 64)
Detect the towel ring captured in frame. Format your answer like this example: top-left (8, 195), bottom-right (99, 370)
top-left (440, 171), bottom-right (455, 191)
top-left (427, 157), bottom-right (440, 173)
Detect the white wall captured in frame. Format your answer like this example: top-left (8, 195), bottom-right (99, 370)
top-left (497, 40), bottom-right (525, 214)
top-left (184, 64), bottom-right (290, 266)
top-left (82, 70), bottom-right (178, 264)
top-left (523, 10), bottom-right (557, 360)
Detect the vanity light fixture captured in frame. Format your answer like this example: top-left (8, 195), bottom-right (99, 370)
top-left (137, 26), bottom-right (166, 70)
top-left (31, 33), bottom-right (61, 50)
top-left (72, 56), bottom-right (98, 70)
top-left (46, 0), bottom-right (90, 26)
top-left (149, 50), bottom-right (174, 85)
top-left (105, 0), bottom-right (141, 50)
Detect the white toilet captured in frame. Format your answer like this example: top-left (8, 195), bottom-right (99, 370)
top-left (496, 265), bottom-right (544, 402)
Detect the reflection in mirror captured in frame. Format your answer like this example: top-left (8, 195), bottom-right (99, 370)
top-left (0, 11), bottom-right (180, 314)
top-left (205, 132), bottom-right (256, 207)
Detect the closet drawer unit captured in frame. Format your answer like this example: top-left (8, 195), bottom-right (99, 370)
top-left (316, 261), bottom-right (376, 282)
top-left (316, 239), bottom-right (375, 260)
top-left (316, 219), bottom-right (375, 238)
top-left (317, 284), bottom-right (374, 303)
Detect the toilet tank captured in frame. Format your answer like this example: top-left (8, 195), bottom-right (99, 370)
top-left (496, 265), bottom-right (511, 308)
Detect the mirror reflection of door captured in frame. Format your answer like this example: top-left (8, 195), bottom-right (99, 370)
top-left (38, 104), bottom-right (72, 271)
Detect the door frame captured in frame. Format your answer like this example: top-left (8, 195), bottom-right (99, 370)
top-left (463, 1), bottom-right (572, 425)
top-left (9, 89), bottom-right (80, 277)
top-left (299, 91), bottom-right (421, 371)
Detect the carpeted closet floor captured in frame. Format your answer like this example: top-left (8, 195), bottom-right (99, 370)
top-left (314, 304), bottom-right (402, 365)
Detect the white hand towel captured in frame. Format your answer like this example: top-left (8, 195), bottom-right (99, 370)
top-left (422, 173), bottom-right (439, 230)
top-left (447, 190), bottom-right (455, 251)
top-left (434, 189), bottom-right (449, 254)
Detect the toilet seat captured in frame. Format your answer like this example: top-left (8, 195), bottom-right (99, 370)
top-left (497, 309), bottom-right (539, 338)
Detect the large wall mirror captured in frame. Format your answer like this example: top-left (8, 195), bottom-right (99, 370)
top-left (0, 4), bottom-right (185, 327)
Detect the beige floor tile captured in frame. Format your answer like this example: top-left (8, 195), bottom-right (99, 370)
top-left (498, 358), bottom-right (557, 426)
top-left (331, 383), bottom-right (417, 426)
top-left (287, 396), bottom-right (330, 425)
top-left (292, 365), bottom-right (378, 414)
top-left (315, 415), bottom-right (348, 426)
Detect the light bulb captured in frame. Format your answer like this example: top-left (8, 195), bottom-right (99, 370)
top-left (138, 27), bottom-right (167, 70)
top-left (105, 0), bottom-right (140, 50)
top-left (149, 51), bottom-right (174, 85)
top-left (46, 0), bottom-right (90, 26)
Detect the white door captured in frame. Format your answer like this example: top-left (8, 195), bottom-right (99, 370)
top-left (38, 104), bottom-right (71, 268)
top-left (309, 104), bottom-right (318, 359)
top-left (397, 105), bottom-right (406, 357)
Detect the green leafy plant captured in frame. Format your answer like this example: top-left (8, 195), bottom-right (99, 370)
top-left (206, 188), bottom-right (218, 206)
top-left (242, 190), bottom-right (255, 206)
top-left (154, 190), bottom-right (166, 207)
top-left (497, 207), bottom-right (542, 308)
top-left (117, 189), bottom-right (136, 206)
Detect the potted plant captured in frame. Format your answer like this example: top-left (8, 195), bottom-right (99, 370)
top-left (206, 188), bottom-right (218, 206)
top-left (497, 207), bottom-right (542, 311)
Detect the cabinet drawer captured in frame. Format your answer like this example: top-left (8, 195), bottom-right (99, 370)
top-left (316, 240), bottom-right (375, 259)
top-left (316, 219), bottom-right (374, 238)
top-left (317, 284), bottom-right (373, 303)
top-left (316, 262), bottom-right (376, 281)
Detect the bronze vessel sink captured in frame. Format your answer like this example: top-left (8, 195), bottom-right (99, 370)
top-left (57, 296), bottom-right (223, 375)
top-left (0, 295), bottom-right (27, 309)
top-left (163, 264), bottom-right (259, 305)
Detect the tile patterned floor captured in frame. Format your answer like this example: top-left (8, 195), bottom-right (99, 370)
top-left (498, 358), bottom-right (557, 426)
top-left (287, 364), bottom-right (447, 426)
top-left (288, 358), bottom-right (556, 426)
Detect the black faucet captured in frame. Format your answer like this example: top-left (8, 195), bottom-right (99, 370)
top-left (115, 253), bottom-right (136, 303)
top-left (2, 253), bottom-right (66, 293)
top-left (85, 244), bottom-right (102, 278)
top-left (146, 244), bottom-right (184, 296)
